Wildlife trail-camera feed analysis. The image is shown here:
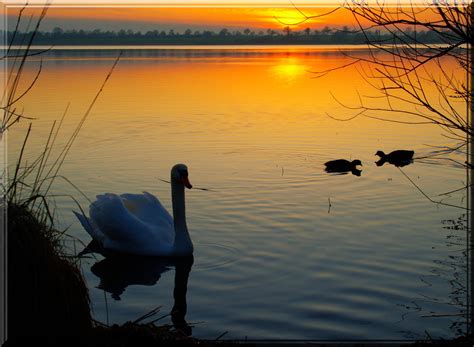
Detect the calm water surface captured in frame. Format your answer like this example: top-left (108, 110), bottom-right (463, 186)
top-left (9, 46), bottom-right (467, 340)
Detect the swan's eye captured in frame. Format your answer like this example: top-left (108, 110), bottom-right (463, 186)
top-left (178, 169), bottom-right (188, 178)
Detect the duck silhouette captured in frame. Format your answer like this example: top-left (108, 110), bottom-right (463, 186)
top-left (324, 159), bottom-right (362, 176)
top-left (375, 150), bottom-right (414, 167)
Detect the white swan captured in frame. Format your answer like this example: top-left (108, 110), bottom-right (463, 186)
top-left (74, 164), bottom-right (194, 256)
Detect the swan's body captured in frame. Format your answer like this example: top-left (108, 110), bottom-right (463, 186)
top-left (375, 150), bottom-right (414, 167)
top-left (74, 164), bottom-right (193, 256)
top-left (324, 159), bottom-right (362, 176)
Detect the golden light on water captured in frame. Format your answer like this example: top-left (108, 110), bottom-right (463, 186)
top-left (272, 59), bottom-right (307, 81)
top-left (11, 48), bottom-right (464, 152)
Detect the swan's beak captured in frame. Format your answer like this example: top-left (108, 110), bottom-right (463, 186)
top-left (182, 177), bottom-right (193, 189)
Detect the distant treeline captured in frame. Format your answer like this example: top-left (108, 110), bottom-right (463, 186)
top-left (7, 26), bottom-right (450, 45)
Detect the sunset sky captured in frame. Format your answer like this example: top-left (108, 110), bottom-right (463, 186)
top-left (7, 6), bottom-right (360, 32)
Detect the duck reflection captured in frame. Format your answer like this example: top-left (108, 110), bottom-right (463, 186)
top-left (324, 159), bottom-right (363, 176)
top-left (87, 251), bottom-right (193, 335)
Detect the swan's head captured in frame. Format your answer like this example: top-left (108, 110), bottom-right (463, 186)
top-left (352, 159), bottom-right (362, 167)
top-left (375, 150), bottom-right (385, 158)
top-left (171, 164), bottom-right (192, 189)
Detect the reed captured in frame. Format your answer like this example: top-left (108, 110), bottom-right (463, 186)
top-left (3, 6), bottom-right (119, 342)
top-left (3, 6), bottom-right (92, 341)
top-left (3, 9), bottom-right (243, 346)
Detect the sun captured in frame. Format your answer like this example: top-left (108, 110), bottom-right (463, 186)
top-left (255, 8), bottom-right (322, 29)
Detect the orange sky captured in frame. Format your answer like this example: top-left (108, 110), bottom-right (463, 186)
top-left (50, 7), bottom-right (337, 27)
top-left (8, 7), bottom-right (359, 31)
top-left (5, 5), bottom-right (447, 32)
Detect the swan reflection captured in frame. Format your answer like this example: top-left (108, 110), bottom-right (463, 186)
top-left (88, 252), bottom-right (193, 335)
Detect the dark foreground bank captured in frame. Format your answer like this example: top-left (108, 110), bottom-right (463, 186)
top-left (5, 204), bottom-right (474, 346)
top-left (5, 204), bottom-right (248, 346)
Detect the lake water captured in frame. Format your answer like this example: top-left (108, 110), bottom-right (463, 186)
top-left (8, 46), bottom-right (467, 340)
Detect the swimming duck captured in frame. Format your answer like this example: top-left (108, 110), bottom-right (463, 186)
top-left (324, 159), bottom-right (362, 176)
top-left (375, 150), bottom-right (414, 167)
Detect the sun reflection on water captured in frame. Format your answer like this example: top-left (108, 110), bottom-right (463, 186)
top-left (271, 58), bottom-right (307, 82)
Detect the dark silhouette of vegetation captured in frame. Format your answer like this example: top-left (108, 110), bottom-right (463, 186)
top-left (345, 3), bottom-right (471, 142)
top-left (7, 204), bottom-right (92, 341)
top-left (3, 6), bottom-right (93, 344)
top-left (3, 7), bottom-right (248, 346)
top-left (294, 4), bottom-right (471, 164)
top-left (5, 25), bottom-right (454, 46)
top-left (292, 2), bottom-right (471, 340)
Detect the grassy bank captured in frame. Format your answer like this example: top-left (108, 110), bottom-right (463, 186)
top-left (3, 11), bottom-right (248, 344)
top-left (7, 203), bottom-right (92, 341)
top-left (6, 203), bottom-right (249, 346)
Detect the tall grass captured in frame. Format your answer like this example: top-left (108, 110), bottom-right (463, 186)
top-left (3, 9), bottom-right (245, 345)
top-left (3, 6), bottom-right (120, 340)
top-left (4, 6), bottom-right (121, 235)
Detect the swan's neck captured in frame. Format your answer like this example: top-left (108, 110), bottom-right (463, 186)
top-left (171, 181), bottom-right (193, 255)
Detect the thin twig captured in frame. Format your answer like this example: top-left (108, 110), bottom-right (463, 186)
top-left (132, 306), bottom-right (162, 324)
top-left (397, 167), bottom-right (468, 210)
top-left (215, 331), bottom-right (228, 341)
top-left (158, 178), bottom-right (217, 192)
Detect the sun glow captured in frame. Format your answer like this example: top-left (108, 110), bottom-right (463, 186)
top-left (272, 58), bottom-right (307, 82)
top-left (8, 7), bottom-right (332, 31)
top-left (255, 8), bottom-right (323, 28)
